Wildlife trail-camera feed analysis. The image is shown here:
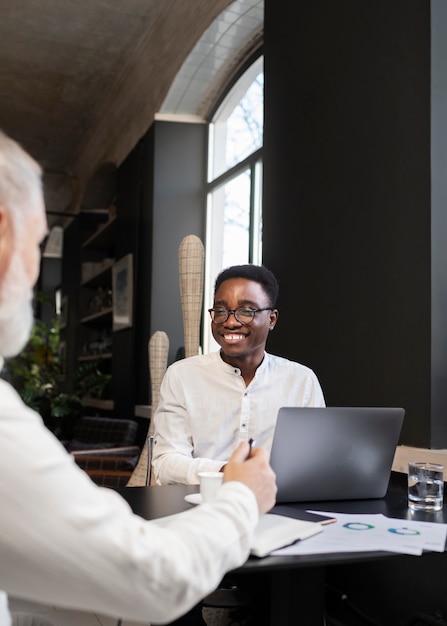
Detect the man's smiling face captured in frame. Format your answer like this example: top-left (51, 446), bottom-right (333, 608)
top-left (211, 277), bottom-right (278, 366)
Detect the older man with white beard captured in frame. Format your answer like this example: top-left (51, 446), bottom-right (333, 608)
top-left (0, 130), bottom-right (277, 626)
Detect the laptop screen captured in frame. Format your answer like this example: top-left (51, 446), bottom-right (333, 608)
top-left (270, 406), bottom-right (405, 503)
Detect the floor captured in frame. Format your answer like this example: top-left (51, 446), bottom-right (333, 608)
top-left (8, 597), bottom-right (148, 626)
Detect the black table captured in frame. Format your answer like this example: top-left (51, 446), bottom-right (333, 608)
top-left (115, 473), bottom-right (447, 625)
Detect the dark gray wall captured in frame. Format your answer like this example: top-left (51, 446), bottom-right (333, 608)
top-left (262, 0), bottom-right (445, 447)
top-left (149, 120), bottom-right (207, 365)
top-left (119, 121), bottom-right (206, 408)
top-left (430, 0), bottom-right (447, 446)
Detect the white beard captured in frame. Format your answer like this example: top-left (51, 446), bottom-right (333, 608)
top-left (0, 253), bottom-right (34, 358)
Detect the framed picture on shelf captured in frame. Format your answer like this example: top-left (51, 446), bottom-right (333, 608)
top-left (112, 253), bottom-right (133, 331)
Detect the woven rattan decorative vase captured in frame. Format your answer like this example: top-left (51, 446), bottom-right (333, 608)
top-left (178, 234), bottom-right (204, 359)
top-left (127, 330), bottom-right (169, 486)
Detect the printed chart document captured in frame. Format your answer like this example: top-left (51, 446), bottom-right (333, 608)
top-left (271, 512), bottom-right (447, 557)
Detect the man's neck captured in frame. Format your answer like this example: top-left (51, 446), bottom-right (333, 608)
top-left (219, 350), bottom-right (265, 386)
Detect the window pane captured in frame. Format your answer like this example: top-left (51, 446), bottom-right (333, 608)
top-left (207, 169), bottom-right (251, 280)
top-left (209, 58), bottom-right (264, 180)
top-left (222, 171), bottom-right (251, 268)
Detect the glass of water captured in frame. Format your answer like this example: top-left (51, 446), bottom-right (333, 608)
top-left (408, 462), bottom-right (444, 511)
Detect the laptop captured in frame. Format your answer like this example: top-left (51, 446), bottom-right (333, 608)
top-left (270, 406), bottom-right (405, 503)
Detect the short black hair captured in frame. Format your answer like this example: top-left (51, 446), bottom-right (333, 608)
top-left (214, 264), bottom-right (279, 307)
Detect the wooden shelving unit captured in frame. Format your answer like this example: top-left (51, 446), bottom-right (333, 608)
top-left (80, 308), bottom-right (113, 325)
top-left (78, 211), bottom-right (116, 412)
top-left (78, 353), bottom-right (112, 362)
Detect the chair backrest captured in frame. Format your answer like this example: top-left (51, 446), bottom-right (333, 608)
top-left (68, 416), bottom-right (138, 451)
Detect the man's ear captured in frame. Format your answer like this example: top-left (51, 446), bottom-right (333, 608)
top-left (0, 204), bottom-right (14, 282)
top-left (269, 308), bottom-right (279, 330)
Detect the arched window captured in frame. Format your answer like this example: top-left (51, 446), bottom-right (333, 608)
top-left (203, 55), bottom-right (264, 352)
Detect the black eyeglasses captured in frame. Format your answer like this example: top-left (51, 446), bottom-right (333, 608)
top-left (208, 307), bottom-right (273, 325)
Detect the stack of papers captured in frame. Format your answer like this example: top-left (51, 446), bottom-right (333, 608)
top-left (272, 512), bottom-right (447, 557)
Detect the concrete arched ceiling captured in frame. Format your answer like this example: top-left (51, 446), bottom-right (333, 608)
top-left (0, 0), bottom-right (263, 224)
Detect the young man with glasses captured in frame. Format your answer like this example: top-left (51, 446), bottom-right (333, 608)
top-left (152, 264), bottom-right (325, 485)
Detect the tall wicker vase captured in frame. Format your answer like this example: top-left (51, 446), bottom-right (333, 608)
top-left (126, 330), bottom-right (169, 486)
top-left (178, 234), bottom-right (205, 359)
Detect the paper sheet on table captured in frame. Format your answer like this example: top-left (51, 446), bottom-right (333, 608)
top-left (272, 512), bottom-right (447, 557)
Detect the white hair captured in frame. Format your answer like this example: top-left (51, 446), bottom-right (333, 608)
top-left (0, 131), bottom-right (42, 357)
top-left (0, 130), bottom-right (43, 239)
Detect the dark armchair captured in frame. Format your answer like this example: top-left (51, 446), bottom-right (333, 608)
top-left (67, 416), bottom-right (140, 487)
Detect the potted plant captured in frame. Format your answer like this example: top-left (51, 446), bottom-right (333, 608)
top-left (2, 293), bottom-right (111, 439)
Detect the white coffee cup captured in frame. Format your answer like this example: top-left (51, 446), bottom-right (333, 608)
top-left (198, 471), bottom-right (223, 502)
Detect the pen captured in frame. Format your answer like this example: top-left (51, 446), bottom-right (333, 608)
top-left (248, 437), bottom-right (256, 457)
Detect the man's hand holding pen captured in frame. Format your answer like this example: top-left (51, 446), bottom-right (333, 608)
top-left (223, 440), bottom-right (277, 515)
top-left (219, 437), bottom-right (255, 472)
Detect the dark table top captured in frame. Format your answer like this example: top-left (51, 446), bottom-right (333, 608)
top-left (115, 472), bottom-right (447, 572)
top-left (272, 471), bottom-right (447, 523)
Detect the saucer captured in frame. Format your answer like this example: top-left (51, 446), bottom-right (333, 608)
top-left (184, 493), bottom-right (202, 505)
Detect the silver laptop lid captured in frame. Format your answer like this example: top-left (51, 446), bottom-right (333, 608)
top-left (270, 407), bottom-right (405, 503)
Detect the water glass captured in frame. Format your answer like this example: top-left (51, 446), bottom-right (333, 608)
top-left (408, 462), bottom-right (444, 511)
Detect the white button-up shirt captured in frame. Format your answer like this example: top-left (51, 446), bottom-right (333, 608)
top-left (0, 378), bottom-right (259, 625)
top-left (153, 350), bottom-right (325, 485)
